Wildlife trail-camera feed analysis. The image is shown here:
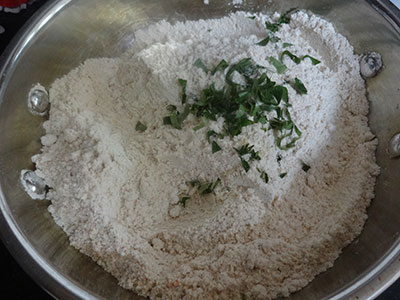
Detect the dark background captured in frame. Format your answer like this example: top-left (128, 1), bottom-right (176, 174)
top-left (0, 1), bottom-right (399, 299)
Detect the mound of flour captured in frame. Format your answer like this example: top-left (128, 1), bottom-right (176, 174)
top-left (32, 11), bottom-right (379, 300)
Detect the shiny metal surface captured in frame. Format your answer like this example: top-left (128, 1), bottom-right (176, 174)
top-left (20, 170), bottom-right (48, 200)
top-left (0, 0), bottom-right (400, 299)
top-left (360, 52), bottom-right (383, 78)
top-left (28, 88), bottom-right (49, 116)
top-left (388, 133), bottom-right (400, 158)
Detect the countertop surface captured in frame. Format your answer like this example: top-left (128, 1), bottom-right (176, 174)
top-left (0, 1), bottom-right (399, 299)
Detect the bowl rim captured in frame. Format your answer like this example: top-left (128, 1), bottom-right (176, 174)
top-left (0, 2), bottom-right (101, 299)
top-left (0, 0), bottom-right (399, 299)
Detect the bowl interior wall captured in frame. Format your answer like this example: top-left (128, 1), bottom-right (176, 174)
top-left (1, 0), bottom-right (400, 299)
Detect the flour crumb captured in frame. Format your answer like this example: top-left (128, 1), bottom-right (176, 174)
top-left (232, 0), bottom-right (244, 5)
top-left (204, 0), bottom-right (244, 5)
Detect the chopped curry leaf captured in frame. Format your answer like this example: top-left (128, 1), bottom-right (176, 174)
top-left (277, 7), bottom-right (299, 24)
top-left (265, 21), bottom-right (280, 33)
top-left (166, 104), bottom-right (177, 112)
top-left (269, 56), bottom-right (287, 74)
top-left (193, 58), bottom-right (208, 73)
top-left (178, 78), bottom-right (187, 104)
top-left (170, 113), bottom-right (182, 129)
top-left (301, 161), bottom-right (311, 172)
top-left (257, 168), bottom-right (269, 183)
top-left (135, 121), bottom-right (147, 132)
top-left (211, 141), bottom-right (222, 153)
top-left (293, 77), bottom-right (308, 94)
top-left (163, 116), bottom-right (172, 125)
top-left (234, 144), bottom-right (260, 172)
top-left (234, 144), bottom-right (259, 159)
top-left (198, 178), bottom-right (220, 195)
top-left (211, 59), bottom-right (229, 75)
top-left (164, 103), bottom-right (190, 129)
top-left (207, 130), bottom-right (217, 142)
top-left (282, 42), bottom-right (294, 48)
top-left (240, 158), bottom-right (250, 172)
top-left (193, 117), bottom-right (207, 131)
top-left (178, 196), bottom-right (190, 207)
top-left (257, 36), bottom-right (270, 46)
top-left (302, 55), bottom-right (321, 65)
top-left (280, 50), bottom-right (301, 64)
top-left (210, 177), bottom-right (221, 191)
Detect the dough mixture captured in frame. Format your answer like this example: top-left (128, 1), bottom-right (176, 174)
top-left (31, 11), bottom-right (379, 300)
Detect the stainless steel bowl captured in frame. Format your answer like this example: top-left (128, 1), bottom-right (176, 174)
top-left (1, 0), bottom-right (400, 299)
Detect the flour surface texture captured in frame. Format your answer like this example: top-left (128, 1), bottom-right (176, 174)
top-left (32, 11), bottom-right (379, 300)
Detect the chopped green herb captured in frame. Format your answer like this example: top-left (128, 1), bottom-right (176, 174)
top-left (167, 57), bottom-right (303, 155)
top-left (280, 51), bottom-right (321, 66)
top-left (293, 77), bottom-right (308, 94)
top-left (257, 168), bottom-right (269, 183)
top-left (178, 78), bottom-right (187, 87)
top-left (269, 118), bottom-right (293, 131)
top-left (193, 58), bottom-right (208, 73)
top-left (270, 36), bottom-right (281, 43)
top-left (272, 85), bottom-right (289, 104)
top-left (210, 177), bottom-right (221, 191)
top-left (234, 144), bottom-right (260, 160)
top-left (198, 183), bottom-right (211, 195)
top-left (234, 144), bottom-right (260, 172)
top-left (301, 161), bottom-right (311, 172)
top-left (257, 8), bottom-right (297, 47)
top-left (164, 103), bottom-right (190, 129)
top-left (282, 42), bottom-right (294, 48)
top-left (240, 158), bottom-right (250, 172)
top-left (277, 154), bottom-right (282, 162)
top-left (178, 196), bottom-right (190, 207)
top-left (180, 104), bottom-right (191, 121)
top-left (277, 7), bottom-right (299, 24)
top-left (163, 116), bottom-right (172, 125)
top-left (279, 172), bottom-right (287, 178)
top-left (277, 135), bottom-right (301, 150)
top-left (269, 56), bottom-right (287, 74)
top-left (265, 21), bottom-right (280, 32)
top-left (265, 8), bottom-right (297, 32)
top-left (211, 141), bottom-right (222, 153)
top-left (193, 117), bottom-right (207, 131)
top-left (180, 178), bottom-right (221, 206)
top-left (294, 124), bottom-right (302, 137)
top-left (166, 104), bottom-right (177, 112)
top-left (257, 36), bottom-right (271, 46)
top-left (135, 121), bottom-right (147, 132)
top-left (207, 130), bottom-right (217, 142)
top-left (257, 34), bottom-right (281, 46)
top-left (248, 16), bottom-right (256, 20)
top-left (211, 59), bottom-right (229, 75)
top-left (188, 179), bottom-right (200, 187)
top-left (170, 113), bottom-right (181, 129)
top-left (280, 50), bottom-right (301, 64)
top-left (178, 78), bottom-right (187, 104)
top-left (302, 55), bottom-right (321, 65)
top-left (234, 144), bottom-right (249, 156)
top-left (198, 178), bottom-right (220, 195)
top-left (225, 58), bottom-right (257, 86)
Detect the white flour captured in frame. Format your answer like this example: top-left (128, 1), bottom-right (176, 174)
top-left (32, 11), bottom-right (379, 300)
top-left (204, 0), bottom-right (243, 5)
